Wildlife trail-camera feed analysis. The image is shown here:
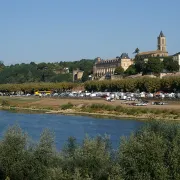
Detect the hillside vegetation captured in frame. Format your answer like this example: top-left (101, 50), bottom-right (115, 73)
top-left (0, 59), bottom-right (95, 84)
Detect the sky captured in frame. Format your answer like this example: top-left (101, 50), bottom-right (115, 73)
top-left (0, 0), bottom-right (180, 65)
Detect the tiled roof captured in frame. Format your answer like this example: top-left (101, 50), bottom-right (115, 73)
top-left (137, 50), bottom-right (167, 55)
top-left (120, 53), bottom-right (130, 59)
top-left (96, 58), bottom-right (119, 64)
top-left (96, 53), bottom-right (131, 64)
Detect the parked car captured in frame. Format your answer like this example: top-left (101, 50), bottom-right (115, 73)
top-left (152, 101), bottom-right (168, 105)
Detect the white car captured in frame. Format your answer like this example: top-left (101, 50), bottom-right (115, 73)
top-left (135, 102), bottom-right (147, 106)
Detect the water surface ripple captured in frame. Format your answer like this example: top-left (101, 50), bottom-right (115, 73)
top-left (0, 110), bottom-right (143, 149)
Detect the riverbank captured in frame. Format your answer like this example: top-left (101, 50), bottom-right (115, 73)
top-left (0, 96), bottom-right (180, 120)
top-left (0, 105), bottom-right (147, 121)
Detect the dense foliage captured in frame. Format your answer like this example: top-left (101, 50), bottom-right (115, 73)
top-left (0, 76), bottom-right (179, 94)
top-left (0, 59), bottom-right (95, 84)
top-left (163, 57), bottom-right (179, 72)
top-left (85, 77), bottom-right (180, 93)
top-left (1, 121), bottom-right (180, 179)
top-left (124, 65), bottom-right (137, 75)
top-left (133, 56), bottom-right (179, 75)
top-left (114, 66), bottom-right (124, 75)
top-left (144, 57), bottom-right (164, 74)
top-left (0, 82), bottom-right (77, 93)
top-left (119, 121), bottom-right (180, 180)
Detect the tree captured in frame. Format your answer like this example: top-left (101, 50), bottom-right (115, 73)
top-left (118, 121), bottom-right (180, 180)
top-left (0, 125), bottom-right (28, 179)
top-left (114, 66), bottom-right (124, 75)
top-left (63, 136), bottom-right (78, 158)
top-left (134, 58), bottom-right (146, 73)
top-left (37, 63), bottom-right (48, 70)
top-left (81, 71), bottom-right (90, 82)
top-left (33, 129), bottom-right (56, 179)
top-left (124, 65), bottom-right (137, 75)
top-left (133, 48), bottom-right (140, 54)
top-left (0, 61), bottom-right (5, 71)
top-left (144, 57), bottom-right (164, 74)
top-left (163, 57), bottom-right (179, 72)
top-left (50, 74), bottom-right (72, 82)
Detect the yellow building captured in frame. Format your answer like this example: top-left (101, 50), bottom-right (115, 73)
top-left (93, 53), bottom-right (133, 78)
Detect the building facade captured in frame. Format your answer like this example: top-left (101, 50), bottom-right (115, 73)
top-left (172, 52), bottom-right (180, 71)
top-left (93, 53), bottom-right (133, 78)
top-left (136, 31), bottom-right (168, 60)
top-left (73, 69), bottom-right (84, 82)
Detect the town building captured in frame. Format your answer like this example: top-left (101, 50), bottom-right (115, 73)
top-left (93, 53), bottom-right (133, 78)
top-left (136, 31), bottom-right (168, 60)
top-left (172, 52), bottom-right (180, 71)
top-left (73, 68), bottom-right (84, 82)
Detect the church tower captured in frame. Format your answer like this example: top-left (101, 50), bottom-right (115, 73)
top-left (157, 31), bottom-right (167, 52)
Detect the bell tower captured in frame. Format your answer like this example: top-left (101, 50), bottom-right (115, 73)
top-left (157, 31), bottom-right (166, 52)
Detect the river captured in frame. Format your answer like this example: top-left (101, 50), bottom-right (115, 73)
top-left (0, 110), bottom-right (143, 149)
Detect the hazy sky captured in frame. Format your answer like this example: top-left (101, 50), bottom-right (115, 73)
top-left (0, 0), bottom-right (179, 65)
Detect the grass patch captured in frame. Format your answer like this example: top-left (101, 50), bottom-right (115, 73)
top-left (88, 104), bottom-right (116, 111)
top-left (1, 100), bottom-right (10, 106)
top-left (61, 102), bottom-right (74, 110)
top-left (80, 103), bottom-right (180, 120)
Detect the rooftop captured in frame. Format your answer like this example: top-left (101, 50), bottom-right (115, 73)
top-left (120, 53), bottom-right (130, 59)
top-left (96, 53), bottom-right (131, 64)
top-left (159, 31), bottom-right (165, 37)
top-left (172, 52), bottom-right (180, 56)
top-left (137, 50), bottom-right (167, 55)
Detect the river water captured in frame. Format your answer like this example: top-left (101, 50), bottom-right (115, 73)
top-left (0, 110), bottom-right (143, 149)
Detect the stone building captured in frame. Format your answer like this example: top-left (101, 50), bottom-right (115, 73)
top-left (93, 53), bottom-right (133, 78)
top-left (73, 69), bottom-right (84, 82)
top-left (136, 31), bottom-right (168, 60)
